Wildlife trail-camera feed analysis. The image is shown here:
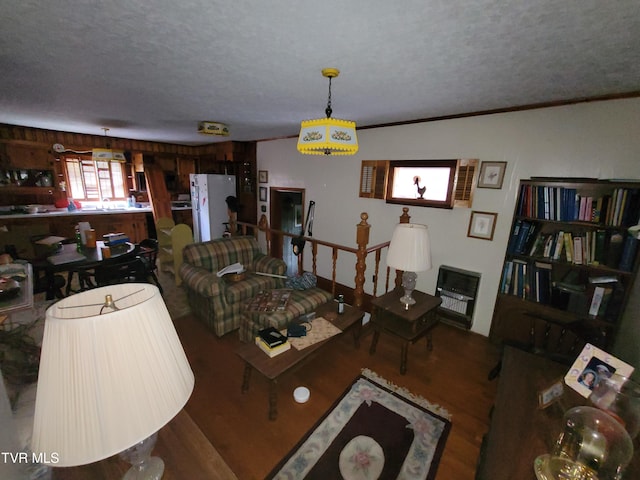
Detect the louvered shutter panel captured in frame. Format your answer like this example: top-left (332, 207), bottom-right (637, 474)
top-left (359, 160), bottom-right (389, 199)
top-left (453, 158), bottom-right (478, 208)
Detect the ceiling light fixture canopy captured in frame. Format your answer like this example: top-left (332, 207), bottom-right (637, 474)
top-left (92, 128), bottom-right (125, 162)
top-left (198, 121), bottom-right (230, 136)
top-left (297, 68), bottom-right (358, 156)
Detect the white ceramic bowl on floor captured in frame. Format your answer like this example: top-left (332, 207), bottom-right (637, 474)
top-left (293, 386), bottom-right (310, 403)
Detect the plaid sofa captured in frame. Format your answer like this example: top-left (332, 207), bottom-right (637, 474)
top-left (179, 236), bottom-right (287, 336)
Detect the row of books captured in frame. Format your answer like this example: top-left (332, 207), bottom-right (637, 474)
top-left (500, 260), bottom-right (553, 304)
top-left (516, 185), bottom-right (640, 227)
top-left (103, 232), bottom-right (130, 246)
top-left (508, 219), bottom-right (639, 271)
top-left (499, 260), bottom-right (621, 319)
top-left (255, 327), bottom-right (291, 357)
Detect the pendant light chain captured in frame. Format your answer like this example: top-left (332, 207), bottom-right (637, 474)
top-left (325, 76), bottom-right (333, 118)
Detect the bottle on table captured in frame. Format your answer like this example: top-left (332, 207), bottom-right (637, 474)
top-left (337, 294), bottom-right (345, 314)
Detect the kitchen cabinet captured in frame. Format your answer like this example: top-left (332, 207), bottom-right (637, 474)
top-left (45, 212), bottom-right (148, 244)
top-left (3, 144), bottom-right (53, 170)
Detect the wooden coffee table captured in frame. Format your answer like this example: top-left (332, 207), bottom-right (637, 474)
top-left (235, 300), bottom-right (364, 420)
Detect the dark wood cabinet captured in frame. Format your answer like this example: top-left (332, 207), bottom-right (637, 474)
top-left (490, 179), bottom-right (640, 350)
top-left (3, 143), bottom-right (53, 170)
top-left (48, 212), bottom-right (148, 244)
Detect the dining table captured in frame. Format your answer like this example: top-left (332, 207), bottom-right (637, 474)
top-left (33, 240), bottom-right (138, 300)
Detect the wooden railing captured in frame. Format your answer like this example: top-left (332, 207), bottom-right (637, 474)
top-left (234, 207), bottom-right (412, 312)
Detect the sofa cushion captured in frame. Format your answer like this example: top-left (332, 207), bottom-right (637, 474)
top-left (225, 274), bottom-right (282, 304)
top-left (182, 236), bottom-right (264, 272)
top-left (239, 287), bottom-right (333, 342)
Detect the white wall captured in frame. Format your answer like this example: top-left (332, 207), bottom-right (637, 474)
top-left (257, 98), bottom-right (640, 338)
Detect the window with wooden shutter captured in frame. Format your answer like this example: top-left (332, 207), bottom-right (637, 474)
top-left (359, 160), bottom-right (389, 199)
top-left (359, 158), bottom-right (478, 208)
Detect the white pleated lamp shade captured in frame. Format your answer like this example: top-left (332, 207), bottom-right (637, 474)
top-left (386, 223), bottom-right (432, 272)
top-left (31, 283), bottom-right (194, 467)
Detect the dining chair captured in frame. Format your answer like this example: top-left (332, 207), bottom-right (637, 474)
top-left (137, 238), bottom-right (163, 294)
top-left (94, 256), bottom-right (148, 287)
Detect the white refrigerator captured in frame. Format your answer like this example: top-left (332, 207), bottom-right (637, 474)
top-left (190, 174), bottom-right (237, 242)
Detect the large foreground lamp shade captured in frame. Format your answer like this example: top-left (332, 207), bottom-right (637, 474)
top-left (31, 283), bottom-right (195, 470)
top-left (386, 223), bottom-right (432, 308)
top-left (297, 68), bottom-right (358, 156)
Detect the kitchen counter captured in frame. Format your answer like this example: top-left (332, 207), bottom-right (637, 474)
top-left (0, 205), bottom-right (191, 220)
top-left (0, 206), bottom-right (193, 258)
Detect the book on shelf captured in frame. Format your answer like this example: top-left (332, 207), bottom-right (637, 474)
top-left (620, 188), bottom-right (640, 227)
top-left (563, 232), bottom-right (574, 263)
top-left (552, 231), bottom-right (565, 260)
top-left (500, 260), bottom-right (514, 294)
top-left (588, 285), bottom-right (613, 318)
top-left (257, 326), bottom-right (288, 348)
top-left (604, 233), bottom-right (624, 269)
top-left (532, 261), bottom-right (552, 304)
top-left (618, 232), bottom-right (639, 272)
top-left (573, 236), bottom-right (583, 265)
top-left (255, 336), bottom-right (291, 357)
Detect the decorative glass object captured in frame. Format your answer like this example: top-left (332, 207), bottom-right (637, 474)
top-left (534, 406), bottom-right (633, 480)
top-left (119, 433), bottom-right (164, 480)
top-left (589, 373), bottom-right (640, 439)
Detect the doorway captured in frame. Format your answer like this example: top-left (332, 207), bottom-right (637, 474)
top-left (269, 188), bottom-right (305, 275)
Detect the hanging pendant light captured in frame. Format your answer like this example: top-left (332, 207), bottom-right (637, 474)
top-left (92, 128), bottom-right (126, 162)
top-left (197, 121), bottom-right (230, 136)
top-left (297, 68), bottom-right (358, 156)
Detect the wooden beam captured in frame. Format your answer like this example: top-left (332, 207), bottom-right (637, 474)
top-left (144, 161), bottom-right (172, 223)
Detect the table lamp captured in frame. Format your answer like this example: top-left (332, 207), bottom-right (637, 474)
top-left (386, 223), bottom-right (432, 309)
top-left (31, 283), bottom-right (195, 479)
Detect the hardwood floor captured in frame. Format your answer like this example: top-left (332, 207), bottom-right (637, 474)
top-left (174, 312), bottom-right (501, 480)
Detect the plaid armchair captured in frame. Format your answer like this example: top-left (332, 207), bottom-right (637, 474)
top-left (179, 236), bottom-right (286, 336)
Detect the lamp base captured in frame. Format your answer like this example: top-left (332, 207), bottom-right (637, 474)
top-left (123, 456), bottom-right (164, 480)
top-left (119, 433), bottom-right (165, 480)
top-left (399, 293), bottom-right (416, 310)
top-left (400, 271), bottom-right (417, 310)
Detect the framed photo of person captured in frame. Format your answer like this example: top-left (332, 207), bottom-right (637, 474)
top-left (478, 161), bottom-right (507, 189)
top-left (259, 170), bottom-right (268, 183)
top-left (564, 343), bottom-right (634, 398)
top-left (538, 378), bottom-right (565, 409)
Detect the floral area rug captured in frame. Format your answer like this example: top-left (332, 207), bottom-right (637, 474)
top-left (266, 369), bottom-right (451, 480)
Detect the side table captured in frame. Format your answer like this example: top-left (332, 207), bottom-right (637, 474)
top-left (369, 289), bottom-right (441, 374)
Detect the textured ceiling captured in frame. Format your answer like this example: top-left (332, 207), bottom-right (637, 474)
top-left (1, 0), bottom-right (639, 146)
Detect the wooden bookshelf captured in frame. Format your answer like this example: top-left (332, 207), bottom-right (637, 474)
top-left (490, 178), bottom-right (640, 351)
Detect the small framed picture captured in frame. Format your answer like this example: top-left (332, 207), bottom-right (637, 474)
top-left (538, 378), bottom-right (565, 409)
top-left (478, 161), bottom-right (507, 189)
top-left (259, 170), bottom-right (268, 183)
top-left (259, 186), bottom-right (268, 202)
top-left (564, 343), bottom-right (634, 398)
top-left (467, 211), bottom-right (497, 241)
